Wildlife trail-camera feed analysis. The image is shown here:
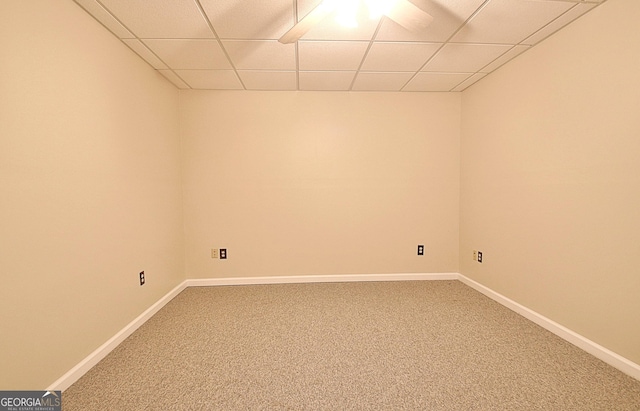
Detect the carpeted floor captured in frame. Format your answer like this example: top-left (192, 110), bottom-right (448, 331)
top-left (63, 281), bottom-right (640, 410)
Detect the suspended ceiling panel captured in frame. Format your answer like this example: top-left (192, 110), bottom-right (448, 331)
top-left (74, 0), bottom-right (607, 92)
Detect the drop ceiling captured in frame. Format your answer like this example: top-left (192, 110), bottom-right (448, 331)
top-left (74, 0), bottom-right (606, 92)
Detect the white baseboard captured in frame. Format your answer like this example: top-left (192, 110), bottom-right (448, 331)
top-left (48, 280), bottom-right (188, 392)
top-left (458, 274), bottom-right (640, 381)
top-left (186, 272), bottom-right (459, 287)
top-left (50, 273), bottom-right (453, 391)
top-left (50, 273), bottom-right (639, 391)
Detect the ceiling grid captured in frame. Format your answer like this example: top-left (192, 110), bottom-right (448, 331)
top-left (74, 0), bottom-right (606, 92)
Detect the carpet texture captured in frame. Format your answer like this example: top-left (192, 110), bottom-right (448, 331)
top-left (63, 281), bottom-right (640, 410)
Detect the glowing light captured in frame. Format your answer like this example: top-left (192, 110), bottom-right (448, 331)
top-left (364, 0), bottom-right (398, 20)
top-left (322, 0), bottom-right (399, 28)
top-left (334, 0), bottom-right (359, 28)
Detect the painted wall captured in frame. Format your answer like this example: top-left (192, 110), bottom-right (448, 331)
top-left (460, 0), bottom-right (640, 364)
top-left (180, 91), bottom-right (460, 279)
top-left (4, 0), bottom-right (637, 391)
top-left (0, 1), bottom-right (184, 388)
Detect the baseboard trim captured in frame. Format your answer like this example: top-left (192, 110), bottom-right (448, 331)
top-left (51, 272), bottom-right (639, 391)
top-left (48, 280), bottom-right (188, 392)
top-left (50, 273), bottom-right (453, 391)
top-left (458, 274), bottom-right (640, 381)
top-left (186, 272), bottom-right (459, 287)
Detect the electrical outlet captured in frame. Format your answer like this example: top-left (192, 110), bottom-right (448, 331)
top-left (139, 271), bottom-right (145, 286)
top-left (211, 249), bottom-right (218, 259)
top-left (477, 251), bottom-right (483, 263)
top-left (473, 250), bottom-right (477, 261)
top-left (417, 245), bottom-right (424, 256)
top-left (220, 248), bottom-right (227, 259)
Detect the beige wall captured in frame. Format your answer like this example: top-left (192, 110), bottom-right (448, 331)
top-left (460, 0), bottom-right (640, 364)
top-left (0, 1), bottom-right (184, 388)
top-left (180, 91), bottom-right (460, 278)
top-left (3, 0), bottom-right (638, 392)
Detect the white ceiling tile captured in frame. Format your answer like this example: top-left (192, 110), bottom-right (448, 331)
top-left (404, 72), bottom-right (471, 91)
top-left (361, 42), bottom-right (441, 72)
top-left (238, 71), bottom-right (297, 90)
top-left (451, 72), bottom-right (487, 91)
top-left (352, 72), bottom-right (414, 91)
top-left (423, 43), bottom-right (512, 73)
top-left (299, 71), bottom-right (356, 91)
top-left (122, 39), bottom-right (167, 69)
top-left (451, 0), bottom-right (574, 44)
top-left (376, 0), bottom-right (487, 42)
top-left (99, 0), bottom-right (214, 39)
top-left (175, 70), bottom-right (243, 89)
top-left (143, 40), bottom-right (231, 70)
top-left (523, 3), bottom-right (597, 45)
top-left (222, 40), bottom-right (296, 70)
top-left (74, 0), bottom-right (134, 38)
top-left (480, 45), bottom-right (530, 73)
top-left (298, 41), bottom-right (369, 71)
top-left (200, 0), bottom-right (293, 40)
top-left (158, 70), bottom-right (190, 89)
top-left (74, 0), bottom-right (610, 91)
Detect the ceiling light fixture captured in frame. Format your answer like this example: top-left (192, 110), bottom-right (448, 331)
top-left (326, 0), bottom-right (399, 28)
top-left (279, 0), bottom-right (432, 44)
top-left (364, 0), bottom-right (399, 20)
top-left (334, 0), bottom-right (360, 27)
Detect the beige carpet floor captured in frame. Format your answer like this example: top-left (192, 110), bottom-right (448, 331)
top-left (63, 281), bottom-right (640, 410)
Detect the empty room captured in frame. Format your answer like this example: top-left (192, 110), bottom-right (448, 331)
top-left (1, 0), bottom-right (639, 409)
